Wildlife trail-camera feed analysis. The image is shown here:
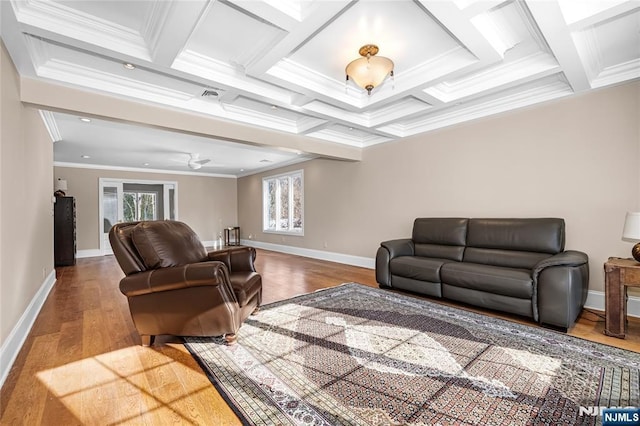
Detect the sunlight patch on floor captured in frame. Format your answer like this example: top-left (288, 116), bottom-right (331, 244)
top-left (35, 345), bottom-right (211, 424)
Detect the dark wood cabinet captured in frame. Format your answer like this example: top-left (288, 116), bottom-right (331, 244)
top-left (54, 196), bottom-right (76, 266)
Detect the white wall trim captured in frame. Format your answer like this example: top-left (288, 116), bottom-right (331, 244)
top-left (0, 270), bottom-right (57, 388)
top-left (241, 239), bottom-right (375, 269)
top-left (585, 290), bottom-right (640, 318)
top-left (77, 249), bottom-right (103, 259)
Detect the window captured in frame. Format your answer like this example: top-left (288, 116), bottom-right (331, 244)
top-left (123, 191), bottom-right (157, 221)
top-left (263, 170), bottom-right (303, 235)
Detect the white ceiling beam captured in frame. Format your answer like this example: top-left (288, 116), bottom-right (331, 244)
top-left (418, 0), bottom-right (504, 64)
top-left (145, 0), bottom-right (208, 67)
top-left (244, 1), bottom-right (352, 76)
top-left (526, 0), bottom-right (591, 92)
top-left (20, 77), bottom-right (362, 161)
top-left (562, 1), bottom-right (638, 29)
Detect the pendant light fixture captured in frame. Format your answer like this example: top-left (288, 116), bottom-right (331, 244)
top-left (345, 44), bottom-right (394, 95)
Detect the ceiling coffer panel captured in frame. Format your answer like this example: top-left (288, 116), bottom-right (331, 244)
top-left (183, 1), bottom-right (288, 70)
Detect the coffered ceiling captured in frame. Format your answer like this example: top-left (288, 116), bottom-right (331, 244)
top-left (2, 0), bottom-right (639, 176)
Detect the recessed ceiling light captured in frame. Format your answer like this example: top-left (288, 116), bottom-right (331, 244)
top-left (259, 159), bottom-right (272, 163)
top-left (79, 117), bottom-right (91, 123)
top-left (123, 63), bottom-right (136, 70)
top-left (143, 162), bottom-right (150, 166)
top-left (270, 105), bottom-right (278, 110)
top-left (81, 155), bottom-right (90, 159)
top-left (240, 168), bottom-right (245, 172)
top-left (348, 127), bottom-right (354, 131)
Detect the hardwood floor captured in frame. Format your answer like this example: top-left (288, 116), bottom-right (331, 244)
top-left (1, 249), bottom-right (638, 425)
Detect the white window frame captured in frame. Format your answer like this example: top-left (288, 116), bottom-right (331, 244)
top-left (262, 170), bottom-right (304, 236)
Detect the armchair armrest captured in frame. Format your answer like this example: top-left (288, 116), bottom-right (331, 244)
top-left (120, 261), bottom-right (231, 297)
top-left (376, 239), bottom-right (414, 287)
top-left (208, 246), bottom-right (257, 272)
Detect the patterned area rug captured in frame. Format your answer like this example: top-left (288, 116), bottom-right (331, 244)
top-left (184, 283), bottom-right (640, 425)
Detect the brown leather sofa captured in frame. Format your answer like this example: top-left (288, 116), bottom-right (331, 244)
top-left (109, 220), bottom-right (262, 346)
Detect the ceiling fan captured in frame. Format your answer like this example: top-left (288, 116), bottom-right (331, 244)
top-left (188, 153), bottom-right (211, 170)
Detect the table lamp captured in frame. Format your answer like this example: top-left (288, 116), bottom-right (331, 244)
top-left (622, 212), bottom-right (640, 262)
top-left (54, 178), bottom-right (68, 197)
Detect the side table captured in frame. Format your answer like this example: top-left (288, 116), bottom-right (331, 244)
top-left (224, 227), bottom-right (240, 246)
top-left (604, 257), bottom-right (640, 338)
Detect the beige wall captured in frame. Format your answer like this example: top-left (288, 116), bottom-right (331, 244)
top-left (1, 42), bottom-right (55, 344)
top-left (54, 167), bottom-right (238, 250)
top-left (238, 81), bottom-right (640, 293)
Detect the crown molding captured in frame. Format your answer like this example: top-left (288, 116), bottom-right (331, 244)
top-left (142, 0), bottom-right (174, 59)
top-left (592, 59), bottom-right (640, 89)
top-left (173, 50), bottom-right (293, 103)
top-left (424, 52), bottom-right (560, 102)
top-left (305, 127), bottom-right (391, 147)
top-left (37, 58), bottom-right (194, 105)
top-left (303, 97), bottom-right (432, 129)
top-left (379, 77), bottom-right (573, 137)
top-left (53, 162), bottom-right (237, 178)
top-left (38, 110), bottom-right (61, 143)
top-left (12, 0), bottom-right (151, 60)
top-left (236, 155), bottom-right (315, 178)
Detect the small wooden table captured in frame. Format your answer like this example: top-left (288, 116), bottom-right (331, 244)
top-left (604, 257), bottom-right (640, 338)
top-left (224, 227), bottom-right (240, 246)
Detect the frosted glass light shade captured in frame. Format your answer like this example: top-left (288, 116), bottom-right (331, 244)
top-left (345, 45), bottom-right (394, 95)
top-left (622, 212), bottom-right (640, 241)
top-left (346, 56), bottom-right (394, 94)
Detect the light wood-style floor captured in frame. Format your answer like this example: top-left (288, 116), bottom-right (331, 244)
top-left (1, 249), bottom-right (639, 425)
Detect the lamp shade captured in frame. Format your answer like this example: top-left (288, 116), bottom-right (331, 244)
top-left (345, 56), bottom-right (394, 93)
top-left (345, 44), bottom-right (394, 95)
top-left (622, 212), bottom-right (640, 241)
top-left (55, 178), bottom-right (68, 192)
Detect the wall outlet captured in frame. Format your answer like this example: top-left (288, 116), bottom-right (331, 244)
top-left (249, 234), bottom-right (253, 240)
top-left (323, 241), bottom-right (328, 249)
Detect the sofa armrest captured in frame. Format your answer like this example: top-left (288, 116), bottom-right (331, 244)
top-left (376, 239), bottom-right (414, 287)
top-left (381, 239), bottom-right (414, 258)
top-left (533, 250), bottom-right (589, 328)
top-left (120, 261), bottom-right (232, 297)
top-left (532, 250), bottom-right (588, 279)
top-left (207, 246), bottom-right (257, 272)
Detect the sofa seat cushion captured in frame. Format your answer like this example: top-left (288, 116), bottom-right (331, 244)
top-left (440, 262), bottom-right (533, 299)
top-left (230, 272), bottom-right (261, 307)
top-left (390, 256), bottom-right (454, 283)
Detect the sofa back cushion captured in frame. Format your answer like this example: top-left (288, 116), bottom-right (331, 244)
top-left (464, 218), bottom-right (565, 269)
top-left (413, 218), bottom-right (468, 261)
top-left (132, 220), bottom-right (207, 269)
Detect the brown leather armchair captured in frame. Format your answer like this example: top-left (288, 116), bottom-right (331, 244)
top-left (109, 220), bottom-right (261, 346)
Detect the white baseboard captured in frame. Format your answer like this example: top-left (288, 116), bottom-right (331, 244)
top-left (585, 290), bottom-right (640, 318)
top-left (0, 270), bottom-right (57, 388)
top-left (76, 249), bottom-right (103, 259)
top-left (240, 239), bottom-right (375, 269)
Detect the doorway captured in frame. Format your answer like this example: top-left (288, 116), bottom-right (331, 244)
top-left (99, 178), bottom-right (178, 254)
